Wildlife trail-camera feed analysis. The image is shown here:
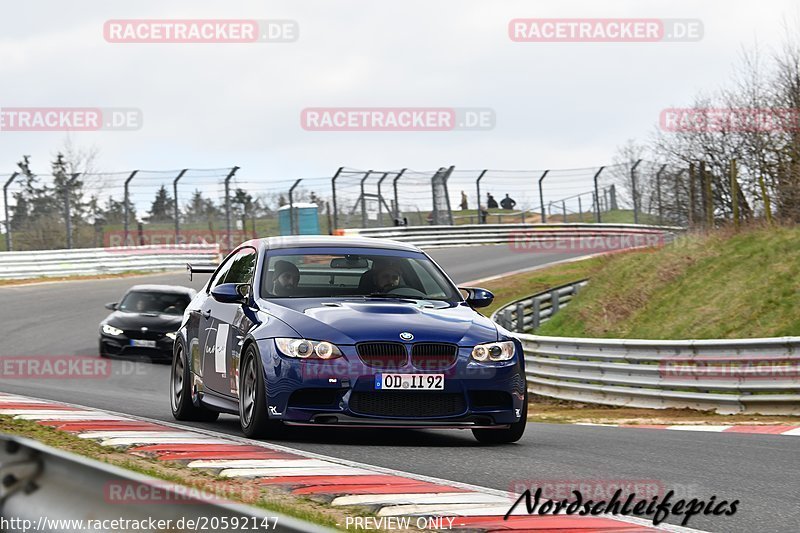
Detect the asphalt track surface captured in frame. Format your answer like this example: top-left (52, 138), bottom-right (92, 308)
top-left (0, 245), bottom-right (796, 532)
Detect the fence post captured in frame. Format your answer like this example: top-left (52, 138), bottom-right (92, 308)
top-left (578, 196), bottom-right (583, 222)
top-left (172, 169), bottom-right (188, 244)
top-left (656, 164), bottom-right (666, 225)
top-left (759, 174), bottom-right (773, 224)
top-left (123, 170), bottom-right (139, 246)
top-left (376, 172), bottom-right (389, 226)
top-left (360, 171), bottom-right (372, 228)
top-left (730, 159), bottom-right (739, 229)
top-left (3, 172), bottom-right (19, 251)
top-left (592, 166), bottom-right (605, 223)
top-left (515, 302), bottom-right (526, 333)
top-left (551, 291), bottom-right (560, 314)
top-left (475, 169), bottom-right (487, 224)
top-left (288, 179), bottom-right (302, 235)
top-left (532, 298), bottom-right (541, 330)
top-left (631, 159), bottom-right (642, 224)
top-left (442, 165), bottom-right (455, 225)
top-left (64, 173), bottom-right (81, 249)
top-left (610, 184), bottom-right (618, 210)
top-left (503, 308), bottom-right (512, 330)
top-left (330, 167), bottom-right (344, 231)
top-left (392, 168), bottom-right (406, 220)
top-left (538, 170), bottom-right (550, 223)
top-left (688, 163), bottom-right (696, 227)
top-left (562, 200), bottom-right (567, 222)
top-left (223, 166), bottom-right (240, 250)
top-left (702, 161), bottom-right (713, 228)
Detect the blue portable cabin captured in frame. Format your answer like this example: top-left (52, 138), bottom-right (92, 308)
top-left (278, 203), bottom-right (321, 236)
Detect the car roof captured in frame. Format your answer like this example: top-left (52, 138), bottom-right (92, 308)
top-left (127, 284), bottom-right (195, 294)
top-left (244, 235), bottom-right (422, 253)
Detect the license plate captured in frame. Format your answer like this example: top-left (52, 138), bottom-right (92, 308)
top-left (375, 373), bottom-right (444, 390)
top-left (130, 339), bottom-right (156, 348)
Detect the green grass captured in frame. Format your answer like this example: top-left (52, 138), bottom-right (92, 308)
top-left (559, 209), bottom-right (661, 225)
top-left (477, 256), bottom-right (609, 318)
top-left (537, 224), bottom-right (800, 339)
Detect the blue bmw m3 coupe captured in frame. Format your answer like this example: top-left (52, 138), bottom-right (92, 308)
top-left (171, 236), bottom-right (527, 443)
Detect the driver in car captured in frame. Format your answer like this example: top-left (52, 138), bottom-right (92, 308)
top-left (272, 260), bottom-right (300, 296)
top-left (371, 260), bottom-right (404, 293)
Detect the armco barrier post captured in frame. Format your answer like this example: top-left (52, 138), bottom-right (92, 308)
top-left (330, 166), bottom-right (344, 231)
top-left (538, 170), bottom-right (550, 223)
top-left (172, 169), bottom-right (189, 244)
top-left (122, 170), bottom-right (139, 247)
top-left (516, 302), bottom-right (525, 333)
top-left (532, 298), bottom-right (541, 330)
top-left (3, 172), bottom-right (19, 251)
top-left (223, 166), bottom-right (240, 250)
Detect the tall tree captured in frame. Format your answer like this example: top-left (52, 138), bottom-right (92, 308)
top-left (146, 185), bottom-right (175, 223)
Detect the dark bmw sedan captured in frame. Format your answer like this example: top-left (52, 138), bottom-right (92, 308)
top-left (99, 285), bottom-right (196, 362)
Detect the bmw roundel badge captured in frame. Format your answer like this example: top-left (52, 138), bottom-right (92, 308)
top-left (399, 332), bottom-right (414, 341)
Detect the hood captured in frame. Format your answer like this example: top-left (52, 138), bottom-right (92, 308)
top-left (103, 311), bottom-right (182, 333)
top-left (256, 298), bottom-right (498, 346)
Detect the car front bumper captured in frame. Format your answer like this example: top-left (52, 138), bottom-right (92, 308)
top-left (259, 340), bottom-right (527, 428)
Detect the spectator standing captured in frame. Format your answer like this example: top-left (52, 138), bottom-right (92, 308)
top-left (500, 193), bottom-right (517, 210)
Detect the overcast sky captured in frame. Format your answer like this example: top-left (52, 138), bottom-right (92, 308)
top-left (1, 0), bottom-right (799, 211)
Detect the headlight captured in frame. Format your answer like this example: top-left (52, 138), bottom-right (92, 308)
top-left (102, 324), bottom-right (123, 336)
top-left (471, 341), bottom-right (515, 362)
top-left (165, 332), bottom-right (177, 341)
top-left (275, 338), bottom-right (342, 360)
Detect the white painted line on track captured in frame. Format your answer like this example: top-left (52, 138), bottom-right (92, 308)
top-left (187, 459), bottom-right (333, 469)
top-left (331, 492), bottom-right (510, 507)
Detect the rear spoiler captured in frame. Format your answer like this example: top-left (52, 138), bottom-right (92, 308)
top-left (186, 263), bottom-right (216, 281)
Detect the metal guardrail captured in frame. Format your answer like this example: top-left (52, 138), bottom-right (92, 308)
top-left (0, 244), bottom-right (220, 280)
top-left (0, 434), bottom-right (325, 533)
top-left (492, 282), bottom-right (800, 415)
top-left (491, 280), bottom-right (588, 332)
top-left (342, 223), bottom-right (682, 248)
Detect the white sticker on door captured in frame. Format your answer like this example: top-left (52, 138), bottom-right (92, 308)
top-left (215, 323), bottom-right (229, 374)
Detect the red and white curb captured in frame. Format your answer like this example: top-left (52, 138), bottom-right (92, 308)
top-left (0, 393), bottom-right (706, 532)
top-left (575, 423), bottom-right (800, 436)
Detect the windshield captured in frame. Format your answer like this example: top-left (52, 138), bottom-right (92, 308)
top-left (118, 291), bottom-right (191, 315)
top-left (261, 250), bottom-right (460, 301)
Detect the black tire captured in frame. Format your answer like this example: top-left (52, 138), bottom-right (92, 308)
top-left (239, 344), bottom-right (281, 439)
top-left (170, 341), bottom-right (219, 422)
top-left (472, 390), bottom-right (528, 444)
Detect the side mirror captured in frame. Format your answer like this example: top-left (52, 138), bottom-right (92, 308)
top-left (211, 283), bottom-right (250, 304)
top-left (105, 302), bottom-right (118, 310)
top-left (460, 287), bottom-right (494, 309)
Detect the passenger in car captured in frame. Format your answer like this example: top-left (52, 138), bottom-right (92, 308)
top-left (272, 260), bottom-right (301, 296)
top-left (371, 260), bottom-right (404, 293)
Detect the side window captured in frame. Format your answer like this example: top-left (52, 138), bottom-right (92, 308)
top-left (223, 248), bottom-right (257, 285)
top-left (208, 254), bottom-right (236, 291)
